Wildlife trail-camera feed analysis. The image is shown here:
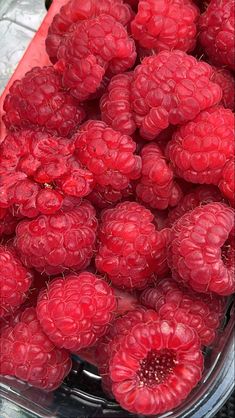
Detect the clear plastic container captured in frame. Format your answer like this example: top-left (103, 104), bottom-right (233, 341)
top-left (0, 1), bottom-right (234, 417)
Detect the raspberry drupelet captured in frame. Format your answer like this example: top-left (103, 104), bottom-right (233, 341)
top-left (0, 246), bottom-right (33, 319)
top-left (130, 50), bottom-right (222, 140)
top-left (219, 159), bottom-right (235, 207)
top-left (3, 66), bottom-right (85, 138)
top-left (140, 277), bottom-right (225, 346)
top-left (131, 0), bottom-right (199, 53)
top-left (168, 202), bottom-right (235, 296)
top-left (211, 67), bottom-right (235, 111)
top-left (199, 0), bottom-right (235, 71)
top-left (0, 308), bottom-right (72, 391)
top-left (87, 183), bottom-right (134, 209)
top-left (73, 120), bottom-right (142, 191)
top-left (95, 201), bottom-right (169, 290)
top-left (36, 272), bottom-right (116, 351)
top-left (167, 107), bottom-right (234, 185)
top-left (55, 15), bottom-right (136, 102)
top-left (46, 0), bottom-right (134, 64)
top-left (14, 198), bottom-right (98, 275)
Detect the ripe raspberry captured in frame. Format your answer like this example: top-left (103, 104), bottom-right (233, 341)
top-left (0, 307), bottom-right (72, 390)
top-left (14, 198), bottom-right (97, 275)
top-left (109, 319), bottom-right (203, 415)
top-left (167, 185), bottom-right (223, 226)
top-left (46, 0), bottom-right (134, 63)
top-left (0, 208), bottom-right (18, 236)
top-left (95, 201), bottom-right (168, 290)
top-left (3, 66), bottom-right (85, 138)
top-left (36, 272), bottom-right (116, 351)
top-left (87, 183), bottom-right (134, 209)
top-left (74, 120), bottom-right (142, 191)
top-left (167, 107), bottom-right (234, 185)
top-left (168, 202), bottom-right (235, 295)
top-left (130, 51), bottom-right (222, 139)
top-left (211, 67), bottom-right (235, 111)
top-left (55, 15), bottom-right (136, 101)
top-left (199, 0), bottom-right (235, 70)
top-left (100, 72), bottom-right (136, 136)
top-left (0, 130), bottom-right (94, 218)
top-left (0, 246), bottom-right (33, 319)
top-left (140, 277), bottom-right (225, 346)
top-left (219, 159), bottom-right (234, 207)
top-left (136, 143), bottom-right (182, 209)
top-left (131, 0), bottom-right (199, 53)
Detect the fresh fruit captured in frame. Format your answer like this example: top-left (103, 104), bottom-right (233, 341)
top-left (219, 159), bottom-right (234, 207)
top-left (211, 67), bottom-right (235, 111)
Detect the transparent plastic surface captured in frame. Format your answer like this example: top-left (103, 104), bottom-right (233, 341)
top-left (0, 1), bottom-right (234, 417)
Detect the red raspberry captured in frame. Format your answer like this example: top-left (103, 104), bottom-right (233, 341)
top-left (136, 143), bottom-right (182, 209)
top-left (0, 246), bottom-right (33, 319)
top-left (109, 319), bottom-right (203, 415)
top-left (211, 67), bottom-right (235, 111)
top-left (219, 159), bottom-right (235, 207)
top-left (14, 198), bottom-right (97, 275)
top-left (0, 307), bottom-right (72, 391)
top-left (140, 277), bottom-right (225, 346)
top-left (131, 0), bottom-right (199, 53)
top-left (55, 15), bottom-right (136, 101)
top-left (100, 72), bottom-right (136, 136)
top-left (95, 201), bottom-right (169, 290)
top-left (74, 120), bottom-right (142, 191)
top-left (46, 0), bottom-right (134, 63)
top-left (87, 183), bottom-right (134, 209)
top-left (0, 208), bottom-right (18, 236)
top-left (168, 202), bottom-right (235, 295)
top-left (0, 130), bottom-right (94, 218)
top-left (167, 107), bottom-right (234, 185)
top-left (3, 66), bottom-right (85, 138)
top-left (167, 185), bottom-right (223, 226)
top-left (36, 272), bottom-right (116, 351)
top-left (130, 51), bottom-right (222, 139)
top-left (199, 0), bottom-right (235, 70)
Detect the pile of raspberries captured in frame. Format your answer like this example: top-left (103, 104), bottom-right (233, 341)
top-left (0, 0), bottom-right (234, 415)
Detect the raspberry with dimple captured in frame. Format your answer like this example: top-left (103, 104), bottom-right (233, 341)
top-left (36, 272), bottom-right (116, 351)
top-left (140, 277), bottom-right (225, 346)
top-left (55, 15), bottom-right (136, 101)
top-left (95, 201), bottom-right (169, 290)
top-left (0, 307), bottom-right (71, 391)
top-left (14, 198), bottom-right (98, 275)
top-left (0, 246), bottom-right (33, 319)
top-left (167, 202), bottom-right (235, 296)
top-left (74, 120), bottom-right (142, 191)
top-left (131, 0), bottom-right (199, 53)
top-left (3, 66), bottom-right (85, 138)
top-left (167, 107), bottom-right (234, 185)
top-left (130, 50), bottom-right (222, 140)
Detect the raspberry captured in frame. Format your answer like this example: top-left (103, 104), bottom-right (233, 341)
top-left (0, 246), bottom-right (33, 319)
top-left (211, 67), bottom-right (235, 111)
top-left (199, 0), bottom-right (235, 70)
top-left (46, 0), bottom-right (134, 63)
top-left (131, 0), bottom-right (199, 53)
top-left (167, 185), bottom-right (223, 226)
top-left (74, 120), bottom-right (142, 191)
top-left (100, 72), bottom-right (136, 136)
top-left (167, 106), bottom-right (234, 185)
top-left (0, 208), bottom-right (18, 236)
top-left (14, 198), bottom-right (98, 275)
top-left (168, 202), bottom-right (235, 295)
top-left (95, 201), bottom-right (168, 290)
top-left (3, 66), bottom-right (85, 138)
top-left (55, 15), bottom-right (136, 101)
top-left (0, 308), bottom-right (72, 391)
top-left (219, 159), bottom-right (234, 207)
top-left (136, 143), bottom-right (182, 209)
top-left (36, 272), bottom-right (116, 351)
top-left (140, 277), bottom-right (225, 346)
top-left (130, 51), bottom-right (222, 139)
top-left (0, 130), bottom-right (94, 218)
top-left (87, 183), bottom-right (134, 209)
top-left (109, 320), bottom-right (203, 415)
